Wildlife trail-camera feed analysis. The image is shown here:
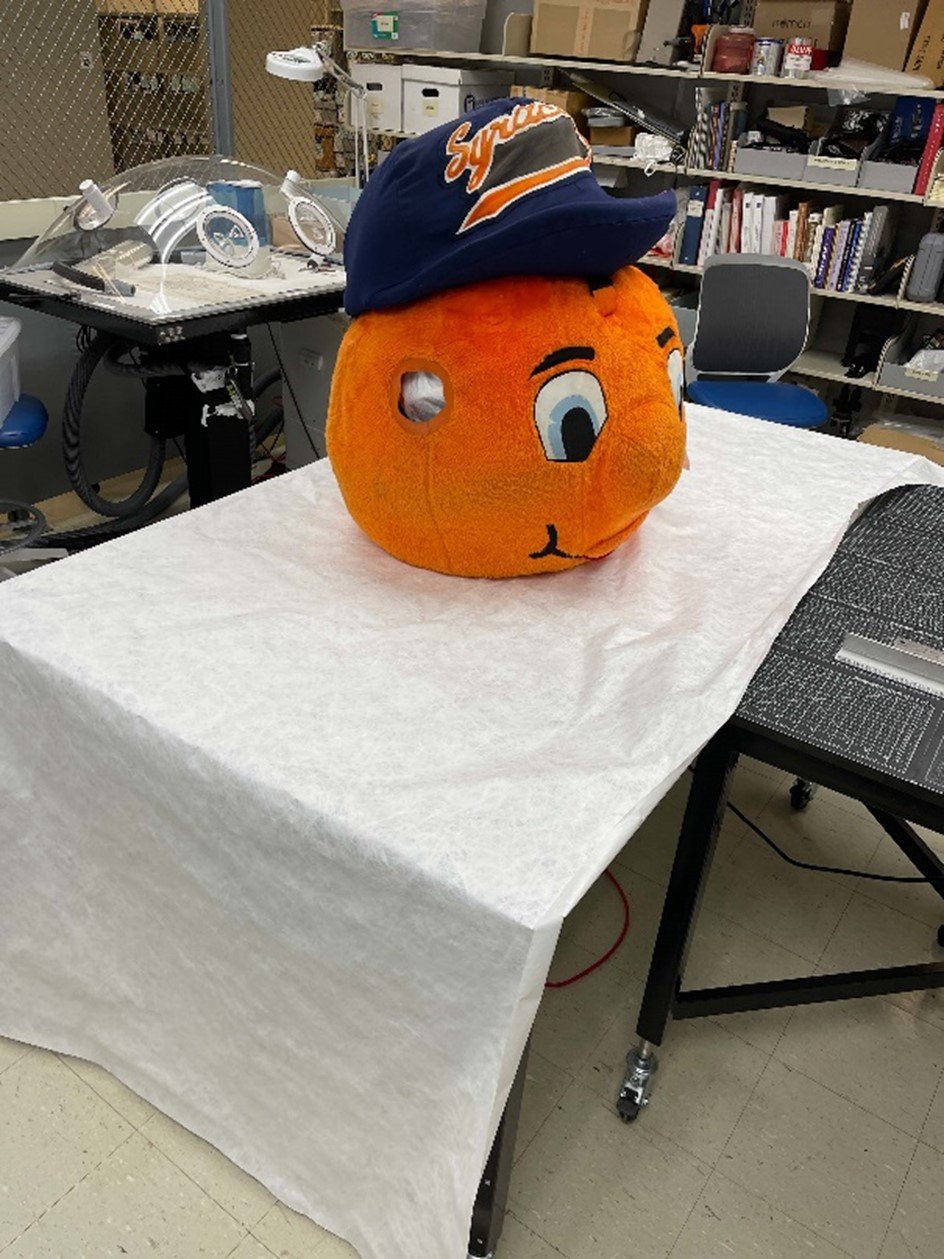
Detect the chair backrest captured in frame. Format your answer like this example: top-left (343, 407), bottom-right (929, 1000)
top-left (689, 255), bottom-right (812, 382)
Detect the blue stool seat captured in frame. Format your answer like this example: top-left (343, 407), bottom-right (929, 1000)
top-left (687, 380), bottom-right (828, 429)
top-left (0, 395), bottom-right (48, 448)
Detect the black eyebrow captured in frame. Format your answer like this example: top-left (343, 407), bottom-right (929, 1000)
top-left (530, 346), bottom-right (595, 377)
top-left (656, 326), bottom-right (674, 347)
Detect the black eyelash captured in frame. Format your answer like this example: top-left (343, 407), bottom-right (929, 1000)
top-left (656, 327), bottom-right (674, 348)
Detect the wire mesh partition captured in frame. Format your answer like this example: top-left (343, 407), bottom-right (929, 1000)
top-left (227, 0), bottom-right (355, 179)
top-left (0, 0), bottom-right (214, 200)
top-left (0, 0), bottom-right (366, 204)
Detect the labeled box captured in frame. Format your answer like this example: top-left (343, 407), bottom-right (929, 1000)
top-left (750, 1), bottom-right (851, 57)
top-left (804, 153), bottom-right (860, 186)
top-left (342, 1), bottom-right (486, 54)
top-left (530, 0), bottom-right (646, 61)
top-left (878, 324), bottom-right (944, 399)
top-left (351, 63), bottom-right (403, 132)
top-left (402, 64), bottom-right (511, 135)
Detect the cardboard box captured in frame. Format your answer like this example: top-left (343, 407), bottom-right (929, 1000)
top-left (859, 422), bottom-right (944, 464)
top-left (750, 1), bottom-right (851, 55)
top-left (402, 65), bottom-right (512, 135)
top-left (842, 0), bottom-right (928, 72)
top-left (510, 83), bottom-right (594, 132)
top-left (907, 0), bottom-right (944, 84)
top-left (530, 0), bottom-right (646, 61)
top-left (351, 63), bottom-right (403, 133)
top-left (589, 124), bottom-right (634, 145)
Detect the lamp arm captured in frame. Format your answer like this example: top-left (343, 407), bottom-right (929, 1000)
top-left (313, 43), bottom-right (367, 97)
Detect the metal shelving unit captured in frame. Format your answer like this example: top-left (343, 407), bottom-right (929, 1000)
top-left (685, 166), bottom-right (928, 204)
top-left (348, 47), bottom-right (944, 100)
top-left (348, 46), bottom-right (944, 410)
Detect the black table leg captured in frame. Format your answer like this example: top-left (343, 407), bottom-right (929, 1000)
top-left (468, 1039), bottom-right (529, 1259)
top-left (869, 808), bottom-right (944, 905)
top-left (617, 733), bottom-right (739, 1121)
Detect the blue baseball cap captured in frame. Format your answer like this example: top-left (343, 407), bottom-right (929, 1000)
top-left (343, 97), bottom-right (678, 316)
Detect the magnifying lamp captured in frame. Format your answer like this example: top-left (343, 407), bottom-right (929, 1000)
top-left (266, 43), bottom-right (370, 186)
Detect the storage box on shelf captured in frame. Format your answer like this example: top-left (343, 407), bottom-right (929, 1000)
top-left (842, 0), bottom-right (929, 75)
top-left (509, 83), bottom-right (594, 131)
top-left (341, 0), bottom-right (487, 53)
top-left (402, 63), bottom-right (512, 134)
top-left (746, 0), bottom-right (851, 63)
top-left (908, 2), bottom-right (944, 87)
top-left (350, 62), bottom-right (404, 131)
top-left (878, 321), bottom-right (944, 401)
top-left (859, 159), bottom-right (918, 195)
top-left (530, 0), bottom-right (646, 61)
top-left (732, 147), bottom-right (807, 180)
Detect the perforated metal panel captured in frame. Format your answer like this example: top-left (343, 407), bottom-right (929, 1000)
top-left (738, 485), bottom-right (944, 792)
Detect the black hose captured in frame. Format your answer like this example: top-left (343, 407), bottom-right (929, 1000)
top-left (254, 367), bottom-right (280, 399)
top-left (63, 332), bottom-right (166, 519)
top-left (34, 471), bottom-right (189, 550)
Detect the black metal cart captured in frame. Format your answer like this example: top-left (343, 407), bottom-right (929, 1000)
top-left (0, 269), bottom-right (344, 508)
top-left (618, 482), bottom-right (944, 1120)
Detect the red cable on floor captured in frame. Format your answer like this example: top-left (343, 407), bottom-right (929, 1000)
top-left (545, 870), bottom-right (631, 989)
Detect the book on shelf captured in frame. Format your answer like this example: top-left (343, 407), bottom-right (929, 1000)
top-left (691, 90), bottom-right (745, 174)
top-left (914, 101), bottom-right (944, 198)
top-left (676, 185), bottom-right (897, 297)
top-left (678, 184), bottom-right (708, 266)
top-left (696, 179), bottom-right (723, 265)
top-left (644, 188), bottom-right (688, 263)
top-left (815, 225), bottom-right (837, 288)
top-left (827, 220), bottom-right (850, 291)
top-left (856, 206), bottom-right (899, 291)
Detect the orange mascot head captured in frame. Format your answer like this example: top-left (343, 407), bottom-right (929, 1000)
top-left (328, 97), bottom-right (686, 578)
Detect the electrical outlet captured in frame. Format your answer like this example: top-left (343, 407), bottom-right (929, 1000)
top-left (299, 350), bottom-right (325, 371)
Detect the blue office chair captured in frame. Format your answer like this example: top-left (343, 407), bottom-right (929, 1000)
top-left (686, 255), bottom-right (828, 429)
top-left (0, 319), bottom-right (51, 577)
top-left (0, 394), bottom-right (48, 449)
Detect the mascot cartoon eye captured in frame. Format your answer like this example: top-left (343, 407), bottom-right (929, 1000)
top-left (534, 370), bottom-right (608, 463)
top-left (666, 348), bottom-right (684, 413)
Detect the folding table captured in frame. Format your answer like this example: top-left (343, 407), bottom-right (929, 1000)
top-left (619, 483), bottom-right (944, 1121)
top-left (1, 412), bottom-right (943, 1259)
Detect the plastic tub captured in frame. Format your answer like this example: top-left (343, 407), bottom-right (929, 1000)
top-left (342, 0), bottom-right (486, 52)
top-left (0, 318), bottom-right (21, 427)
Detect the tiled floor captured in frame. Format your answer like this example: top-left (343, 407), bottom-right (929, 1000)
top-left (3, 760), bottom-right (944, 1257)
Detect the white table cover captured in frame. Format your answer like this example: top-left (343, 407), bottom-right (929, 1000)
top-left (0, 407), bottom-right (940, 1259)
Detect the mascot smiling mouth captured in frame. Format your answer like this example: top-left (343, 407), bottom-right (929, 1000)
top-left (528, 520), bottom-right (641, 564)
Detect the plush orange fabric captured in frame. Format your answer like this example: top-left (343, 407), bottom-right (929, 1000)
top-left (327, 266), bottom-right (687, 578)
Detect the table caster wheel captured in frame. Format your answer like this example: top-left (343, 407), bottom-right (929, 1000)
top-left (790, 779), bottom-right (815, 811)
top-left (617, 1095), bottom-right (641, 1123)
top-left (616, 1044), bottom-right (658, 1123)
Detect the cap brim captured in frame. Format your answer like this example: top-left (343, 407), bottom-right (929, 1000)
top-left (345, 186), bottom-right (677, 316)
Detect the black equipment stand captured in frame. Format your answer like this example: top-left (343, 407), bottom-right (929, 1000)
top-left (468, 1040), bottom-right (530, 1259)
top-left (0, 277), bottom-right (343, 509)
top-left (618, 483), bottom-right (944, 1121)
